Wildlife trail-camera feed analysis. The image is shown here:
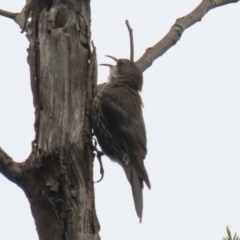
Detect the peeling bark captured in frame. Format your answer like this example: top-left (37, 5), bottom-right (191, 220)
top-left (13, 1), bottom-right (100, 239)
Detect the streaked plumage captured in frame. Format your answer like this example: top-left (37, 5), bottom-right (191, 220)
top-left (92, 58), bottom-right (150, 221)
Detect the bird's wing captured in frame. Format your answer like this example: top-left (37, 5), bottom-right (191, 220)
top-left (101, 85), bottom-right (150, 188)
top-left (101, 85), bottom-right (146, 155)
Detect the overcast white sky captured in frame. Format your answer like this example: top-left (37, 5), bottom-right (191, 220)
top-left (0, 1), bottom-right (240, 239)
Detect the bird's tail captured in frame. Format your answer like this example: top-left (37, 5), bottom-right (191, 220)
top-left (122, 154), bottom-right (151, 222)
top-left (124, 165), bottom-right (144, 222)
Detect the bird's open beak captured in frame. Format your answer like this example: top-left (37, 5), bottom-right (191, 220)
top-left (105, 55), bottom-right (117, 62)
top-left (99, 55), bottom-right (117, 67)
top-left (99, 64), bottom-right (114, 67)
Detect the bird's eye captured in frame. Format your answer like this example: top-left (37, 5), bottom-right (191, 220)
top-left (118, 60), bottom-right (124, 66)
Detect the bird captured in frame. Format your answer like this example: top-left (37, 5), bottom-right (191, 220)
top-left (91, 56), bottom-right (151, 222)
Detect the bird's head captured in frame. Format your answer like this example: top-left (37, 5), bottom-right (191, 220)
top-left (100, 56), bottom-right (143, 91)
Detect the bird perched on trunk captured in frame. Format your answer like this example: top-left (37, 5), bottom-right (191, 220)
top-left (91, 56), bottom-right (151, 222)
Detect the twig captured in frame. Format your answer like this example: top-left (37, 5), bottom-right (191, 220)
top-left (136, 0), bottom-right (239, 72)
top-left (125, 20), bottom-right (134, 61)
top-left (20, 6), bottom-right (31, 33)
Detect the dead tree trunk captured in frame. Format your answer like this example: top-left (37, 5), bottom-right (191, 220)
top-left (1, 0), bottom-right (238, 239)
top-left (1, 1), bottom-right (100, 239)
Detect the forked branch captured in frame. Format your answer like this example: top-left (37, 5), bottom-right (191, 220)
top-left (136, 0), bottom-right (239, 72)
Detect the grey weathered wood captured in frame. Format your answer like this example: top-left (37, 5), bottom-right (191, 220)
top-left (17, 1), bottom-right (99, 239)
top-left (136, 0), bottom-right (239, 72)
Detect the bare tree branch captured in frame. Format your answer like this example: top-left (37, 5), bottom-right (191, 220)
top-left (125, 20), bottom-right (134, 61)
top-left (136, 0), bottom-right (239, 72)
top-left (0, 9), bottom-right (18, 20)
top-left (0, 147), bottom-right (22, 184)
top-left (0, 0), bottom-right (32, 32)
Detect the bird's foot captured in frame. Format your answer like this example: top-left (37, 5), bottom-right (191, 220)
top-left (92, 137), bottom-right (104, 183)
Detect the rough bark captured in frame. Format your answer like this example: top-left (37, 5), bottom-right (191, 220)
top-left (0, 0), bottom-right (100, 239)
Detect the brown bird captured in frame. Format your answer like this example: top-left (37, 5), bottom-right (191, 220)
top-left (91, 56), bottom-right (151, 222)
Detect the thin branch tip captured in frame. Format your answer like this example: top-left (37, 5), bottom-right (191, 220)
top-left (125, 20), bottom-right (134, 61)
top-left (91, 40), bottom-right (96, 50)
